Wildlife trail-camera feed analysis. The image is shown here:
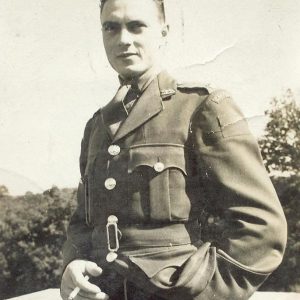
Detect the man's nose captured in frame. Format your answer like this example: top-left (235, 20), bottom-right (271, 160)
top-left (118, 28), bottom-right (133, 46)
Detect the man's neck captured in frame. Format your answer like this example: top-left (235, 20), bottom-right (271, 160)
top-left (119, 65), bottom-right (162, 93)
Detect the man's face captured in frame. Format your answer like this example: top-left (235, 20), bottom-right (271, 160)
top-left (101, 0), bottom-right (167, 79)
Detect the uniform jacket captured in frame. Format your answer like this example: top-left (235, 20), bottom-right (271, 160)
top-left (63, 71), bottom-right (287, 299)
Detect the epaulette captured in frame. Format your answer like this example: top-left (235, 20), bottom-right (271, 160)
top-left (160, 88), bottom-right (176, 99)
top-left (207, 89), bottom-right (232, 104)
top-left (92, 108), bottom-right (102, 118)
top-left (177, 81), bottom-right (215, 94)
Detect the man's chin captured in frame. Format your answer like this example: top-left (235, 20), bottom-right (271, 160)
top-left (116, 65), bottom-right (147, 79)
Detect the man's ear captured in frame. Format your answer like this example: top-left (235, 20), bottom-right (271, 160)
top-left (161, 24), bottom-right (169, 37)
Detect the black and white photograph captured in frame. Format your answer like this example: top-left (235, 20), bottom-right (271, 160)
top-left (0, 1), bottom-right (299, 299)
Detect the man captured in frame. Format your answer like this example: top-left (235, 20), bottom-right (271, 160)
top-left (61, 0), bottom-right (287, 299)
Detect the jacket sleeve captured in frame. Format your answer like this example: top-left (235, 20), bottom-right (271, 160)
top-left (62, 118), bottom-right (95, 271)
top-left (189, 90), bottom-right (287, 299)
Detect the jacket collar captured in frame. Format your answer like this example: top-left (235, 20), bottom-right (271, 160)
top-left (102, 70), bottom-right (177, 143)
top-left (118, 65), bottom-right (163, 94)
top-left (157, 70), bottom-right (177, 100)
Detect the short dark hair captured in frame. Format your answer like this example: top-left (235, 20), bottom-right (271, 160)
top-left (100, 0), bottom-right (166, 23)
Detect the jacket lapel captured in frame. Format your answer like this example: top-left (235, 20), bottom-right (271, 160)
top-left (101, 71), bottom-right (177, 142)
top-left (101, 99), bottom-right (128, 140)
top-left (112, 76), bottom-right (164, 142)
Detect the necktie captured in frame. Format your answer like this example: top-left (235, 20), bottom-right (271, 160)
top-left (123, 84), bottom-right (139, 115)
top-left (113, 84), bottom-right (131, 105)
top-left (109, 84), bottom-right (139, 136)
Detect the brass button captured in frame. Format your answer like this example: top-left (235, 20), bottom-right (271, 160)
top-left (108, 145), bottom-right (121, 156)
top-left (154, 162), bottom-right (165, 172)
top-left (105, 178), bottom-right (117, 190)
top-left (107, 215), bottom-right (118, 223)
top-left (106, 252), bottom-right (118, 263)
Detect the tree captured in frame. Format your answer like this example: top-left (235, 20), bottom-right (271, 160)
top-left (259, 89), bottom-right (300, 175)
top-left (0, 185), bottom-right (9, 197)
top-left (261, 175), bottom-right (300, 292)
top-left (0, 186), bottom-right (77, 299)
top-left (258, 90), bottom-right (300, 292)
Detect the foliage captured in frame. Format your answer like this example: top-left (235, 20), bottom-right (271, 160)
top-left (0, 187), bottom-right (76, 299)
top-left (0, 185), bottom-right (9, 198)
top-left (259, 89), bottom-right (300, 175)
top-left (258, 89), bottom-right (300, 292)
top-left (261, 175), bottom-right (300, 292)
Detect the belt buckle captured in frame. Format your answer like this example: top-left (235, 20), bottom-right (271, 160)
top-left (106, 215), bottom-right (120, 262)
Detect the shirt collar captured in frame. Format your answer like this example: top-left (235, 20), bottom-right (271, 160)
top-left (118, 65), bottom-right (162, 93)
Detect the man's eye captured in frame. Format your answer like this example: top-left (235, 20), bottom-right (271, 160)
top-left (103, 23), bottom-right (119, 32)
top-left (128, 22), bottom-right (146, 33)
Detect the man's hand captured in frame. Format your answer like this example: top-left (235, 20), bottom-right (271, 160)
top-left (60, 260), bottom-right (109, 300)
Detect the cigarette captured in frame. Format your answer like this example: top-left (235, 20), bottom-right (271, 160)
top-left (68, 275), bottom-right (90, 300)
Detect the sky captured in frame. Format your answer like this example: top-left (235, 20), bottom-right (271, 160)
top-left (0, 0), bottom-right (300, 195)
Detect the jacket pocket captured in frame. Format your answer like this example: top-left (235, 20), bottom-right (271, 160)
top-left (128, 144), bottom-right (191, 222)
top-left (128, 244), bottom-right (197, 285)
top-left (127, 242), bottom-right (215, 299)
top-left (81, 174), bottom-right (95, 227)
top-left (172, 242), bottom-right (215, 297)
top-left (83, 153), bottom-right (98, 227)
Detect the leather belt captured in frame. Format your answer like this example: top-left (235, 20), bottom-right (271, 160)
top-left (119, 221), bottom-right (201, 247)
top-left (95, 219), bottom-right (201, 254)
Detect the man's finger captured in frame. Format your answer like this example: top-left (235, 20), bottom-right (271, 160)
top-left (85, 261), bottom-right (103, 277)
top-left (71, 272), bottom-right (101, 294)
top-left (78, 290), bottom-right (109, 300)
top-left (60, 287), bottom-right (72, 300)
top-left (61, 286), bottom-right (108, 300)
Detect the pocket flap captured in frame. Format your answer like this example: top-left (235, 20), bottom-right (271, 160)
top-left (128, 145), bottom-right (187, 175)
top-left (129, 245), bottom-right (197, 278)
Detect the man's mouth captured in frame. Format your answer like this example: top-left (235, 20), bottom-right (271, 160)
top-left (117, 53), bottom-right (137, 58)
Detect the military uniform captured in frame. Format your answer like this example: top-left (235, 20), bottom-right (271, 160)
top-left (63, 71), bottom-right (287, 299)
